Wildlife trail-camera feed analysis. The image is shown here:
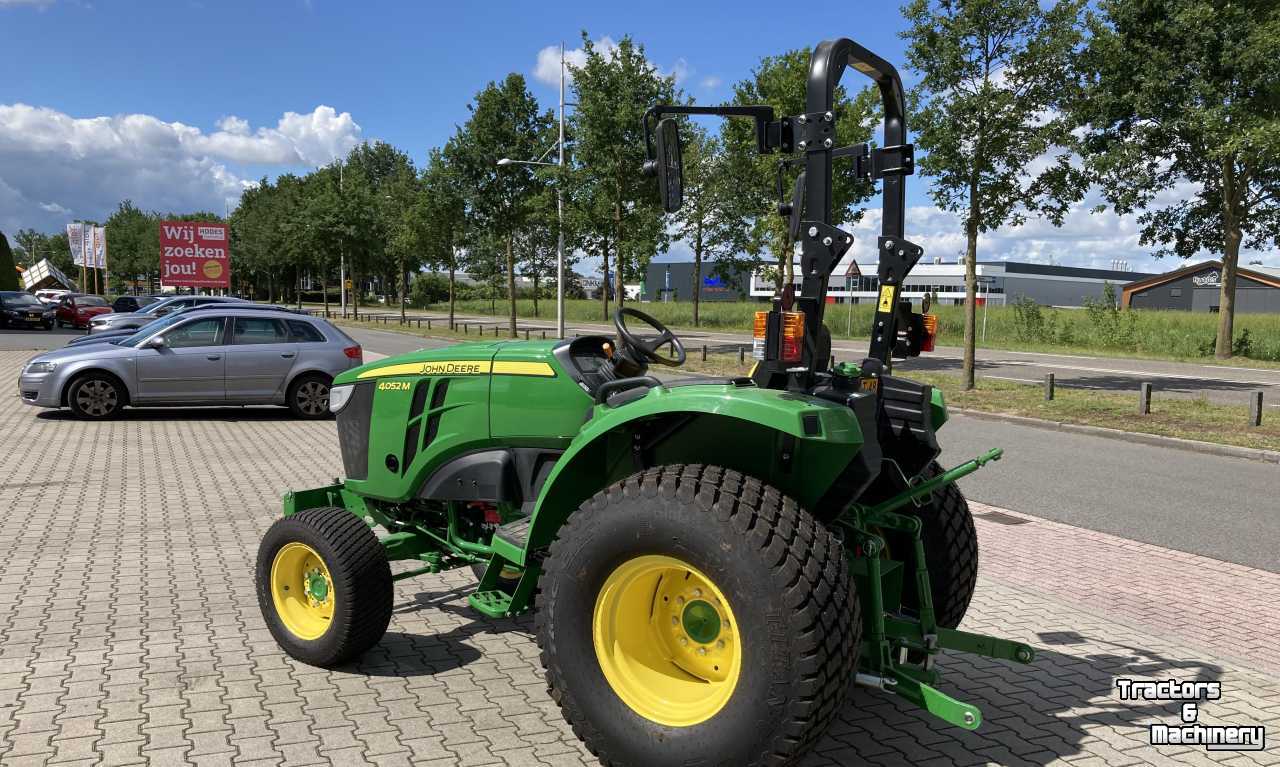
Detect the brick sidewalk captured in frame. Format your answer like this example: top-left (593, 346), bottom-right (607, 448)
top-left (0, 350), bottom-right (1276, 766)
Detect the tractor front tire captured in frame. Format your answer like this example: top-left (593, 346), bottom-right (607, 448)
top-left (256, 506), bottom-right (392, 667)
top-left (536, 464), bottom-right (859, 767)
top-left (898, 462), bottom-right (979, 629)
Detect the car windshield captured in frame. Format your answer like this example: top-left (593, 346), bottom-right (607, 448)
top-left (77, 296), bottom-right (108, 307)
top-left (141, 298), bottom-right (179, 315)
top-left (117, 310), bottom-right (197, 347)
top-left (2, 293), bottom-right (44, 308)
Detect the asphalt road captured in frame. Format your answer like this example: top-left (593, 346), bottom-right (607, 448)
top-left (9, 323), bottom-right (1277, 572)
top-left (362, 308), bottom-right (1280, 409)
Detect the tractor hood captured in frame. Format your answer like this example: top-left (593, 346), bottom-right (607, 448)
top-left (336, 341), bottom-right (508, 385)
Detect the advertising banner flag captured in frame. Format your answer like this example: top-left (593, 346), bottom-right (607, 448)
top-left (93, 226), bottom-right (107, 269)
top-left (158, 221), bottom-right (230, 288)
top-left (66, 222), bottom-right (84, 266)
top-left (82, 225), bottom-right (93, 269)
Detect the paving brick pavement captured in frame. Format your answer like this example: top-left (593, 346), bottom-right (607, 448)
top-left (0, 349), bottom-right (1276, 766)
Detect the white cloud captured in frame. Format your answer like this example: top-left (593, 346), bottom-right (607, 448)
top-left (699, 76), bottom-right (723, 90)
top-left (533, 36), bottom-right (690, 87)
top-left (0, 0), bottom-right (56, 7)
top-left (0, 103), bottom-right (362, 233)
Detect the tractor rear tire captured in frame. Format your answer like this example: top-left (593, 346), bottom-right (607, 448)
top-left (535, 464), bottom-right (859, 767)
top-left (256, 506), bottom-right (393, 667)
top-left (898, 462), bottom-right (978, 629)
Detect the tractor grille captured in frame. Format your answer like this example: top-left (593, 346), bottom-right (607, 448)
top-left (337, 381), bottom-right (375, 480)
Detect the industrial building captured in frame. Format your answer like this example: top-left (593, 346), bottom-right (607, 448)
top-left (644, 258), bottom-right (1153, 308)
top-left (1121, 260), bottom-right (1280, 313)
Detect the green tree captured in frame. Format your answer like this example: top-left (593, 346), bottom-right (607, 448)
top-left (902, 0), bottom-right (1086, 388)
top-left (449, 74), bottom-right (552, 336)
top-left (570, 34), bottom-right (677, 319)
top-left (721, 49), bottom-right (880, 292)
top-left (104, 200), bottom-right (160, 292)
top-left (13, 229), bottom-right (42, 268)
top-left (669, 125), bottom-right (736, 326)
top-left (0, 232), bottom-right (19, 291)
top-left (421, 147), bottom-right (468, 327)
top-left (1077, 0), bottom-right (1280, 359)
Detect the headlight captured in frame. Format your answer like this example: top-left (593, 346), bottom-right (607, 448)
top-left (25, 361), bottom-right (56, 374)
top-left (329, 384), bottom-right (354, 414)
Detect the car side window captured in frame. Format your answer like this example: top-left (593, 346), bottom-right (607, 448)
top-left (286, 320), bottom-right (325, 342)
top-left (163, 318), bottom-right (224, 348)
top-left (232, 317), bottom-right (289, 345)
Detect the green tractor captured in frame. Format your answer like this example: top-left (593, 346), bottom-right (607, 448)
top-left (255, 37), bottom-right (1033, 766)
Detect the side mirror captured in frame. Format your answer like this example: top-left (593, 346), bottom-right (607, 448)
top-left (654, 118), bottom-right (683, 213)
top-left (144, 335), bottom-right (167, 350)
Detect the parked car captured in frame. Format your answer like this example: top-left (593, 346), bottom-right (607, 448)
top-left (88, 294), bottom-right (246, 334)
top-left (65, 304), bottom-right (302, 347)
top-left (1, 291), bottom-right (56, 329)
top-left (20, 308), bottom-right (363, 419)
top-left (54, 294), bottom-right (112, 329)
top-left (34, 289), bottom-right (72, 305)
top-left (110, 294), bottom-right (161, 313)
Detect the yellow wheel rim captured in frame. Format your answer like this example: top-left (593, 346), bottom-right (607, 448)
top-left (270, 542), bottom-right (335, 640)
top-left (592, 554), bottom-right (742, 727)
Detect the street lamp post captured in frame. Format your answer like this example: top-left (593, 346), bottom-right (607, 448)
top-left (497, 43), bottom-right (568, 339)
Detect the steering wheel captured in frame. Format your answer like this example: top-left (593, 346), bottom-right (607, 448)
top-left (614, 308), bottom-right (686, 367)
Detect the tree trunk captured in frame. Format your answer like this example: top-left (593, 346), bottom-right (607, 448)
top-left (962, 217), bottom-right (979, 391)
top-left (601, 242), bottom-right (611, 323)
top-left (614, 197), bottom-right (625, 311)
top-left (506, 233), bottom-right (517, 338)
top-left (782, 232), bottom-right (794, 296)
top-left (532, 274), bottom-right (540, 318)
top-left (693, 222), bottom-right (703, 327)
top-left (448, 260), bottom-right (456, 329)
top-left (322, 271), bottom-right (329, 316)
top-left (400, 260), bottom-right (407, 323)
top-left (352, 268), bottom-right (359, 320)
top-left (1215, 156), bottom-right (1242, 359)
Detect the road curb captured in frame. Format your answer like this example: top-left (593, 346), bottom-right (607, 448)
top-left (950, 407), bottom-right (1280, 464)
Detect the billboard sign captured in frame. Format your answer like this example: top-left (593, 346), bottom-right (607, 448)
top-left (158, 221), bottom-right (230, 288)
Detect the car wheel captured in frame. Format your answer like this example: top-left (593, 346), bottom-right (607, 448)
top-left (287, 373), bottom-right (332, 419)
top-left (67, 373), bottom-right (125, 419)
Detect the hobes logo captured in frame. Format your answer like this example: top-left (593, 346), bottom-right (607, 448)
top-left (158, 221), bottom-right (230, 288)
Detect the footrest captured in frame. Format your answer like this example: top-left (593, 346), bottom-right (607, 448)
top-left (491, 518), bottom-right (531, 565)
top-left (468, 590), bottom-right (513, 618)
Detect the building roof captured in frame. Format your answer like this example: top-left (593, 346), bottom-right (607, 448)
top-left (1120, 259), bottom-right (1280, 308)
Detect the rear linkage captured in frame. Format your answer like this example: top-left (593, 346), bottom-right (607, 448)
top-left (836, 448), bottom-right (1034, 730)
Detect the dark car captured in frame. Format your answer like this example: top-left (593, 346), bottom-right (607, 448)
top-left (111, 295), bottom-right (161, 313)
top-left (55, 294), bottom-right (113, 329)
top-left (0, 291), bottom-right (55, 329)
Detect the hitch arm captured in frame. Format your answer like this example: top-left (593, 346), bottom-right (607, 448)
top-left (864, 448), bottom-right (1003, 518)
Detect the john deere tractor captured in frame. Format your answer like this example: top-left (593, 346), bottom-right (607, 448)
top-left (256, 37), bottom-right (1034, 766)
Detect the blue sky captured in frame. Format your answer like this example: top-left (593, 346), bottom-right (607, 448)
top-left (1, 0), bottom-right (1246, 272)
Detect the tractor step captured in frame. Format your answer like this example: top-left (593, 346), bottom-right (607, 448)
top-left (491, 517), bottom-right (532, 565)
top-left (468, 589), bottom-right (513, 618)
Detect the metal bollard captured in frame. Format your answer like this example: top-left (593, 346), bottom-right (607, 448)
top-left (427, 319), bottom-right (432, 330)
top-left (702, 345), bottom-right (707, 362)
top-left (1044, 373), bottom-right (1055, 401)
top-left (525, 329), bottom-right (530, 340)
top-left (542, 331), bottom-right (547, 340)
top-left (1137, 382), bottom-right (1152, 415)
top-left (739, 346), bottom-right (745, 364)
top-left (1249, 390), bottom-right (1263, 427)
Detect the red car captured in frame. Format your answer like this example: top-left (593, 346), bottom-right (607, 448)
top-left (55, 294), bottom-right (113, 329)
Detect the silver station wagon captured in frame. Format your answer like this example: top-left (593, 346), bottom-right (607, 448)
top-left (19, 307), bottom-right (363, 419)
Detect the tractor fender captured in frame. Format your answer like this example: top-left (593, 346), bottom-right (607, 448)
top-left (509, 382), bottom-right (868, 565)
